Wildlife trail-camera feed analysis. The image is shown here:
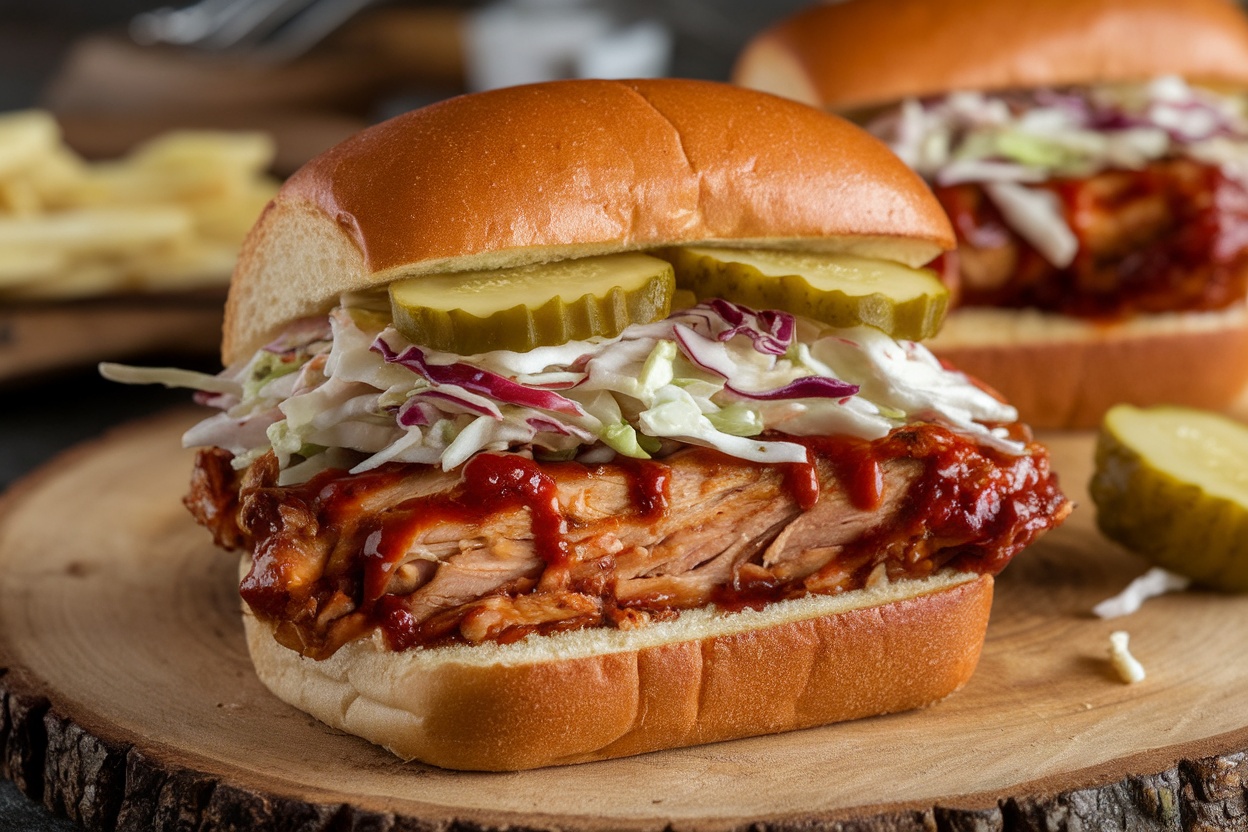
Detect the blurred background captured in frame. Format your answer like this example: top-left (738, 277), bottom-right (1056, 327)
top-left (0, 0), bottom-right (813, 169)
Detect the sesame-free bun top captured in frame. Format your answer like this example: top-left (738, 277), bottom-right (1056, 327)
top-left (733, 0), bottom-right (1248, 112)
top-left (223, 78), bottom-right (953, 363)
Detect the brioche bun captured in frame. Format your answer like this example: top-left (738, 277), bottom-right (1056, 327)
top-left (243, 567), bottom-right (992, 770)
top-left (929, 306), bottom-right (1248, 428)
top-left (223, 78), bottom-right (953, 364)
top-left (732, 0), bottom-right (1248, 112)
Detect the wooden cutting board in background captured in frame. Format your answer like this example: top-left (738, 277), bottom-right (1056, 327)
top-left (0, 410), bottom-right (1246, 831)
top-left (0, 294), bottom-right (224, 384)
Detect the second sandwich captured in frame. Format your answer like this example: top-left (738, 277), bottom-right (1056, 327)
top-left (736, 0), bottom-right (1248, 427)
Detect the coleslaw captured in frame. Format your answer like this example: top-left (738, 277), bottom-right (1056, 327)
top-left (102, 297), bottom-right (1021, 485)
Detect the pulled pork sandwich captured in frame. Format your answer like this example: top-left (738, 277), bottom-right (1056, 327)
top-left (734, 0), bottom-right (1248, 427)
top-left (103, 78), bottom-right (1069, 770)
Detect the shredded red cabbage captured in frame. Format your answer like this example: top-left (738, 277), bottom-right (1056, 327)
top-left (673, 314), bottom-right (860, 400)
top-left (727, 376), bottom-right (859, 401)
top-left (397, 399), bottom-right (439, 427)
top-left (526, 415), bottom-right (596, 441)
top-left (707, 298), bottom-right (794, 355)
top-left (411, 389), bottom-right (501, 419)
top-left (672, 324), bottom-right (736, 378)
top-left (374, 338), bottom-right (586, 416)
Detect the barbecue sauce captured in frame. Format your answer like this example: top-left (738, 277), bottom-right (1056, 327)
top-left (781, 455), bottom-right (820, 511)
top-left (781, 437), bottom-right (885, 512)
top-left (462, 453), bottom-right (569, 564)
top-left (616, 458), bottom-right (671, 520)
top-left (223, 425), bottom-right (1067, 655)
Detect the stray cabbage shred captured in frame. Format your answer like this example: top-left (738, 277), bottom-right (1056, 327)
top-left (103, 298), bottom-right (1020, 485)
top-left (866, 76), bottom-right (1248, 267)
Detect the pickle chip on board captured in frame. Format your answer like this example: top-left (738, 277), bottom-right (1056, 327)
top-left (1091, 403), bottom-right (1248, 592)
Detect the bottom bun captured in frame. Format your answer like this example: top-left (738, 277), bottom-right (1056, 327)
top-left (927, 305), bottom-right (1248, 430)
top-left (242, 568), bottom-right (993, 770)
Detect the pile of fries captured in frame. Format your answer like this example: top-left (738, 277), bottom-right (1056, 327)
top-left (0, 110), bottom-right (278, 301)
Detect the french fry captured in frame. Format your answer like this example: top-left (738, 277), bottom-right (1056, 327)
top-left (0, 261), bottom-right (128, 300)
top-left (131, 131), bottom-right (275, 177)
top-left (0, 110), bottom-right (278, 300)
top-left (185, 183), bottom-right (278, 241)
top-left (0, 111), bottom-right (59, 180)
top-left (0, 247), bottom-right (66, 287)
top-left (64, 132), bottom-right (277, 207)
top-left (0, 207), bottom-right (192, 253)
top-left (130, 241), bottom-right (241, 291)
top-left (0, 177), bottom-right (42, 215)
top-left (16, 147), bottom-right (89, 211)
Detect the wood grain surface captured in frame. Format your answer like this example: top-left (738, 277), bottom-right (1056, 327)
top-left (2, 409), bottom-right (1248, 831)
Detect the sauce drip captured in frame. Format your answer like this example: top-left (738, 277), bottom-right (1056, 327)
top-left (780, 437), bottom-right (884, 511)
top-left (782, 455), bottom-right (820, 511)
top-left (360, 453), bottom-right (570, 601)
top-left (461, 453), bottom-right (569, 566)
top-left (616, 458), bottom-right (671, 520)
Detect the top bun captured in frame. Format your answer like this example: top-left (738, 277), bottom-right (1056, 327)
top-left (733, 0), bottom-right (1248, 112)
top-left (224, 78), bottom-right (953, 363)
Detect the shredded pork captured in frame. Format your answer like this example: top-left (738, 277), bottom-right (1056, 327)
top-left (188, 423), bottom-right (1069, 658)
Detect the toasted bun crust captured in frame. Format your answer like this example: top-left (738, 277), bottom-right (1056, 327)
top-left (928, 306), bottom-right (1248, 429)
top-left (244, 570), bottom-right (993, 770)
top-left (223, 78), bottom-right (954, 363)
top-left (733, 0), bottom-right (1248, 111)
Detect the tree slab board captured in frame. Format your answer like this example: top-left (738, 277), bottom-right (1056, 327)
top-left (2, 410), bottom-right (1247, 831)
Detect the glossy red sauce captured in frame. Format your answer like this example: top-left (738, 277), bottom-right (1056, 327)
top-left (236, 463), bottom-right (412, 620)
top-left (849, 426), bottom-right (1057, 576)
top-left (377, 594), bottom-right (423, 651)
top-left (463, 453), bottom-right (568, 563)
top-left (709, 564), bottom-right (784, 613)
top-left (358, 453), bottom-right (570, 608)
top-left (781, 438), bottom-right (884, 512)
top-left (781, 454), bottom-right (820, 511)
top-left (615, 458), bottom-right (671, 520)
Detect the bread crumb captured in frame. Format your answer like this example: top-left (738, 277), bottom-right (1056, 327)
top-left (1108, 631), bottom-right (1145, 684)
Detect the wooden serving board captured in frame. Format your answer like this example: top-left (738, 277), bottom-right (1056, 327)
top-left (2, 410), bottom-right (1248, 831)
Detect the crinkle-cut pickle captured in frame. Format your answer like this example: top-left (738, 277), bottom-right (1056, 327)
top-left (1090, 404), bottom-right (1248, 592)
top-left (657, 246), bottom-right (949, 340)
top-left (389, 253), bottom-right (675, 354)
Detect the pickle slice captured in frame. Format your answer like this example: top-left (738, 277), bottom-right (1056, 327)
top-left (658, 247), bottom-right (949, 340)
top-left (389, 253), bottom-right (675, 354)
top-left (1090, 404), bottom-right (1248, 592)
